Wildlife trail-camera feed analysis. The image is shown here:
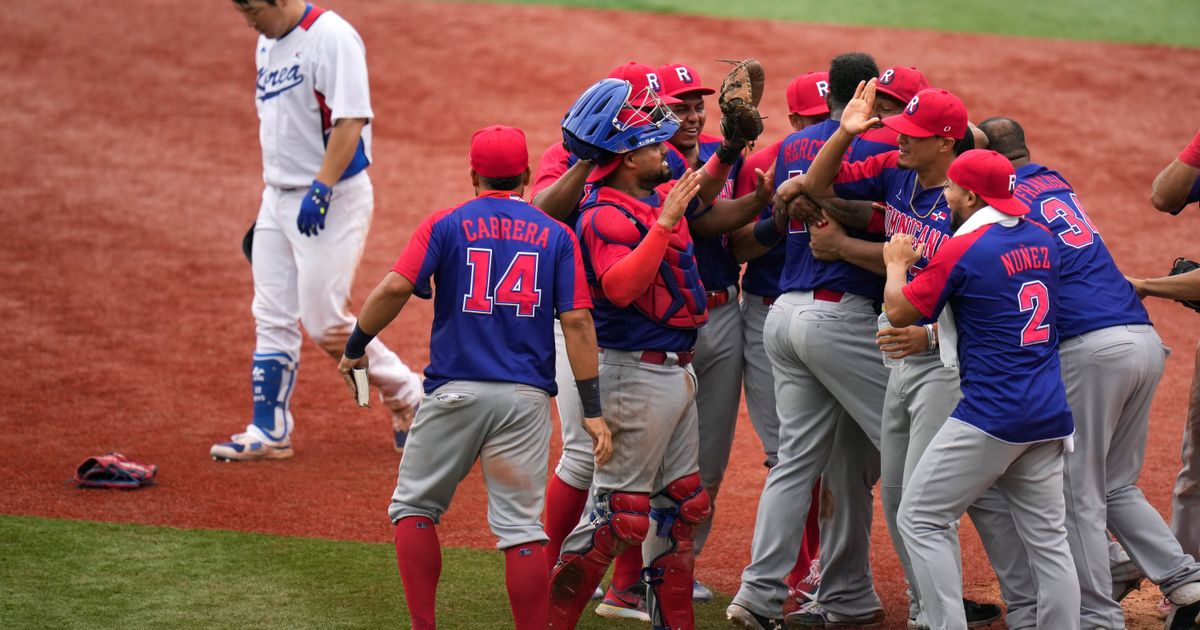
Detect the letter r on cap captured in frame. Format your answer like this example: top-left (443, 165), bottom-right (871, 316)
top-left (648, 73), bottom-right (662, 92)
top-left (906, 95), bottom-right (920, 115)
top-left (675, 67), bottom-right (692, 83)
top-left (881, 69), bottom-right (895, 84)
top-left (1008, 174), bottom-right (1016, 192)
top-left (816, 80), bottom-right (829, 97)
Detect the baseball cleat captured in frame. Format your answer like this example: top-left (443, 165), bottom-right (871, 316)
top-left (210, 433), bottom-right (293, 461)
top-left (785, 600), bottom-right (885, 628)
top-left (694, 578), bottom-right (715, 603)
top-left (591, 585), bottom-right (604, 601)
top-left (725, 601), bottom-right (784, 629)
top-left (1164, 582), bottom-right (1200, 629)
top-left (789, 559), bottom-right (822, 605)
top-left (1113, 577), bottom-right (1145, 602)
top-left (908, 599), bottom-right (1000, 629)
top-left (594, 583), bottom-right (650, 622)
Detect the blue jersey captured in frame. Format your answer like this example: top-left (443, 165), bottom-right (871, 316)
top-left (834, 150), bottom-right (954, 280)
top-left (393, 191), bottom-right (592, 395)
top-left (670, 136), bottom-right (741, 292)
top-left (902, 218), bottom-right (1074, 444)
top-left (1013, 163), bottom-right (1150, 338)
top-left (777, 121), bottom-right (897, 297)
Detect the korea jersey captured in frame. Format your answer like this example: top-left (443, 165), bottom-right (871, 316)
top-left (254, 5), bottom-right (372, 188)
top-left (392, 192), bottom-right (592, 395)
top-left (777, 121), bottom-right (897, 297)
top-left (1014, 163), bottom-right (1150, 338)
top-left (902, 218), bottom-right (1073, 443)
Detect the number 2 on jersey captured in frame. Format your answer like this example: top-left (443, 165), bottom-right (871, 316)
top-left (463, 248), bottom-right (542, 317)
top-left (1017, 280), bottom-right (1051, 346)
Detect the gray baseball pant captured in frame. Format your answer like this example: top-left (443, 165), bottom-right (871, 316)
top-left (552, 321), bottom-right (594, 490)
top-left (1174, 338), bottom-right (1200, 560)
top-left (1059, 324), bottom-right (1200, 628)
top-left (693, 286), bottom-right (745, 557)
top-left (900, 420), bottom-right (1080, 630)
top-left (560, 349), bottom-right (700, 552)
top-left (742, 291), bottom-right (781, 468)
top-left (732, 290), bottom-right (885, 619)
top-left (881, 352), bottom-right (1038, 629)
top-left (388, 380), bottom-right (552, 549)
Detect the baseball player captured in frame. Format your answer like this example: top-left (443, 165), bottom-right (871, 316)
top-left (797, 81), bottom-right (1033, 630)
top-left (725, 55), bottom-right (899, 630)
top-left (336, 125), bottom-right (612, 630)
top-left (655, 61), bottom-right (758, 603)
top-left (980, 117), bottom-right (1200, 630)
top-left (729, 68), bottom-right (833, 606)
top-left (547, 78), bottom-right (710, 630)
top-left (884, 148), bottom-right (1080, 630)
top-left (212, 0), bottom-right (422, 461)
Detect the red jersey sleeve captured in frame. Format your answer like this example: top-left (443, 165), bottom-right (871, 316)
top-left (735, 141), bottom-right (781, 198)
top-left (531, 143), bottom-right (571, 198)
top-left (392, 207), bottom-right (454, 298)
top-left (900, 228), bottom-right (980, 318)
top-left (556, 228), bottom-right (593, 314)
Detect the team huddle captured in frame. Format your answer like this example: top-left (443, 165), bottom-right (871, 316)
top-left (221, 1), bottom-right (1200, 629)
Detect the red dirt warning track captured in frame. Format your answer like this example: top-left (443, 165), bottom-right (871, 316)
top-left (3, 2), bottom-right (1198, 628)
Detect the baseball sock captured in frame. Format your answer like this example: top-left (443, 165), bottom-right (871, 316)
top-left (611, 544), bottom-right (643, 592)
top-left (395, 516), bottom-right (440, 630)
top-left (544, 475), bottom-right (589, 571)
top-left (504, 543), bottom-right (549, 630)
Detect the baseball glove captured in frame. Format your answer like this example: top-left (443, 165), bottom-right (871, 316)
top-left (72, 452), bottom-right (157, 489)
top-left (717, 58), bottom-right (766, 149)
top-left (1170, 257), bottom-right (1200, 312)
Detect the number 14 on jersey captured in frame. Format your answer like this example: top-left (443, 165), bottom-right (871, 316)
top-left (462, 248), bottom-right (542, 317)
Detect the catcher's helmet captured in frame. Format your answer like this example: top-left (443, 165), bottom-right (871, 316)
top-left (562, 78), bottom-right (680, 163)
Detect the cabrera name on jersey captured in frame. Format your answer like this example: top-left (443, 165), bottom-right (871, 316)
top-left (254, 5), bottom-right (372, 188)
top-left (392, 192), bottom-right (592, 396)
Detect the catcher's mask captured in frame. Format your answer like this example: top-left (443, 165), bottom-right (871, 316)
top-left (562, 78), bottom-right (680, 161)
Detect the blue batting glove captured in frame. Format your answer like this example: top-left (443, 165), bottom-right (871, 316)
top-left (297, 180), bottom-right (332, 237)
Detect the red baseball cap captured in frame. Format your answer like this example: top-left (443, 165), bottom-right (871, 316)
top-left (609, 61), bottom-right (681, 106)
top-left (882, 88), bottom-right (967, 139)
top-left (656, 63), bottom-right (715, 99)
top-left (786, 71), bottom-right (830, 116)
top-left (947, 149), bottom-right (1028, 216)
top-left (469, 125), bottom-right (528, 179)
top-left (875, 66), bottom-right (929, 104)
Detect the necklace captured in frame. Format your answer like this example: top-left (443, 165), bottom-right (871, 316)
top-left (907, 174), bottom-right (949, 220)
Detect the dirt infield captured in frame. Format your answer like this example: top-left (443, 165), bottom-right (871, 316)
top-left (3, 1), bottom-right (1199, 627)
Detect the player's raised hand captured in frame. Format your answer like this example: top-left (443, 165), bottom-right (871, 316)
top-left (883, 233), bottom-right (924, 269)
top-left (659, 169), bottom-right (702, 230)
top-left (754, 164), bottom-right (776, 205)
top-left (297, 179), bottom-right (333, 237)
top-left (840, 79), bottom-right (881, 136)
top-left (582, 416), bottom-right (613, 467)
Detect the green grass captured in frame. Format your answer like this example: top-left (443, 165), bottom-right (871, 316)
top-left (476, 0), bottom-right (1200, 47)
top-left (0, 515), bottom-right (732, 629)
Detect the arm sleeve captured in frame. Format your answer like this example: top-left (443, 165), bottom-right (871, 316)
top-left (391, 210), bottom-right (447, 299)
top-left (600, 224), bottom-right (672, 307)
top-left (832, 151), bottom-right (899, 202)
top-left (901, 234), bottom-right (969, 318)
top-left (314, 19), bottom-right (373, 122)
top-left (555, 229), bottom-right (593, 315)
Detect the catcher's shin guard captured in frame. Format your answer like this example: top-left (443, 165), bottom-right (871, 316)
top-left (548, 492), bottom-right (650, 629)
top-left (645, 473), bottom-right (711, 630)
top-left (250, 352), bottom-right (297, 442)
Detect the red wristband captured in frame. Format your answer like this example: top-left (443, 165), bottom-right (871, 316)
top-left (1180, 128), bottom-right (1200, 169)
top-left (703, 153), bottom-right (733, 182)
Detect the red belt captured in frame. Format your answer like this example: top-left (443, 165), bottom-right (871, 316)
top-left (706, 287), bottom-right (735, 309)
top-left (639, 350), bottom-right (695, 367)
top-left (762, 295), bottom-right (777, 306)
top-left (814, 288), bottom-right (845, 303)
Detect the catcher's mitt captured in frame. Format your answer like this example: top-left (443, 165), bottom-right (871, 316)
top-left (717, 58), bottom-right (766, 149)
top-left (72, 453), bottom-right (157, 489)
top-left (1170, 257), bottom-right (1200, 312)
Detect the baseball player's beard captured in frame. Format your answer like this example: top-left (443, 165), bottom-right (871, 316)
top-left (951, 209), bottom-right (965, 231)
top-left (649, 163), bottom-right (672, 186)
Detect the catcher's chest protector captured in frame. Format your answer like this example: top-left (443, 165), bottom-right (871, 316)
top-left (583, 189), bottom-right (708, 329)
